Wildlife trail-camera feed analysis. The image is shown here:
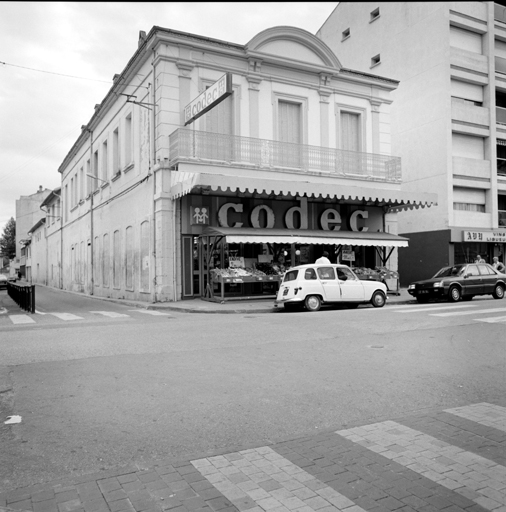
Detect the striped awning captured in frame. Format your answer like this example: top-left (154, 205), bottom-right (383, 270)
top-left (170, 171), bottom-right (436, 208)
top-left (202, 226), bottom-right (409, 248)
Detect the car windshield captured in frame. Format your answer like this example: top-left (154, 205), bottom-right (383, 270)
top-left (433, 265), bottom-right (465, 278)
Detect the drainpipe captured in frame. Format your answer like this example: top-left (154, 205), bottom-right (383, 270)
top-left (89, 129), bottom-right (94, 295)
top-left (151, 52), bottom-right (157, 303)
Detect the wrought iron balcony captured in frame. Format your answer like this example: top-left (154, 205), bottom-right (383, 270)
top-left (168, 128), bottom-right (401, 183)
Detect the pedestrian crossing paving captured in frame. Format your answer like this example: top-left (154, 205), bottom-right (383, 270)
top-left (1, 401), bottom-right (505, 512)
top-left (188, 401), bottom-right (506, 512)
top-left (0, 308), bottom-right (173, 325)
top-left (391, 302), bottom-right (506, 325)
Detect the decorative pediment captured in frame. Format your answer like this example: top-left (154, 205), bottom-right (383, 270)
top-left (246, 26), bottom-right (341, 70)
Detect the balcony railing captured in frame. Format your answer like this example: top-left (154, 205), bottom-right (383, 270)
top-left (169, 128), bottom-right (402, 183)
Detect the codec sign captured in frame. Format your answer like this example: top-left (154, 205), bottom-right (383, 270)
top-left (184, 73), bottom-right (232, 125)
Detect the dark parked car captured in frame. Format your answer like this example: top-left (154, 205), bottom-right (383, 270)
top-left (408, 263), bottom-right (506, 303)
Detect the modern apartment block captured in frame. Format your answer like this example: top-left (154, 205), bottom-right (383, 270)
top-left (318, 1), bottom-right (506, 283)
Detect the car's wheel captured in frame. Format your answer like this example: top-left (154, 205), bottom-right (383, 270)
top-left (371, 291), bottom-right (386, 308)
top-left (493, 284), bottom-right (505, 300)
top-left (416, 296), bottom-right (429, 304)
top-left (449, 286), bottom-right (461, 302)
top-left (305, 295), bottom-right (322, 312)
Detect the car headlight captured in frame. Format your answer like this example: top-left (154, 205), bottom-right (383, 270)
top-left (433, 282), bottom-right (443, 288)
top-left (408, 284), bottom-right (415, 290)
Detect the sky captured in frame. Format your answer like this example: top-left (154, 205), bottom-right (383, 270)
top-left (0, 1), bottom-right (337, 230)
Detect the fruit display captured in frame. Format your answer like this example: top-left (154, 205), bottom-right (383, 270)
top-left (210, 262), bottom-right (286, 280)
top-left (352, 266), bottom-right (382, 281)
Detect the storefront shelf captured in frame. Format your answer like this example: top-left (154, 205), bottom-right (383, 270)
top-left (207, 275), bottom-right (282, 302)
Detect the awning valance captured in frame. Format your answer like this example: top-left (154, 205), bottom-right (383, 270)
top-left (201, 226), bottom-right (409, 248)
top-left (170, 171), bottom-right (436, 208)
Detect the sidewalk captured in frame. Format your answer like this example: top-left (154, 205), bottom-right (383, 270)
top-left (94, 289), bottom-right (415, 315)
top-left (1, 399), bottom-right (505, 512)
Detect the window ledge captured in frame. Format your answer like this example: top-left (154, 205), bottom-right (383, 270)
top-left (369, 15), bottom-right (380, 23)
top-left (123, 162), bottom-right (134, 174)
top-left (101, 182), bottom-right (109, 190)
top-left (341, 35), bottom-right (350, 42)
top-left (370, 62), bottom-right (381, 69)
top-left (111, 170), bottom-right (122, 182)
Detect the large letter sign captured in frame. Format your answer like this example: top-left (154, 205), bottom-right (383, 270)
top-left (350, 210), bottom-right (369, 232)
top-left (250, 205), bottom-right (275, 228)
top-left (285, 197), bottom-right (308, 229)
top-left (218, 203), bottom-right (243, 227)
top-left (320, 209), bottom-right (342, 231)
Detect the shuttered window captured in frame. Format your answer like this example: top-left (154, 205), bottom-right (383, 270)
top-left (278, 101), bottom-right (301, 144)
top-left (340, 112), bottom-right (361, 151)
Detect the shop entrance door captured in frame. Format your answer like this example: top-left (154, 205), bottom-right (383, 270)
top-left (182, 235), bottom-right (201, 299)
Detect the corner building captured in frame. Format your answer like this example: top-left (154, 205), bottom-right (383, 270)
top-left (57, 25), bottom-right (434, 303)
top-left (318, 1), bottom-right (506, 284)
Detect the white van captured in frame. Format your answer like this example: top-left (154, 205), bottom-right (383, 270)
top-left (274, 264), bottom-right (387, 312)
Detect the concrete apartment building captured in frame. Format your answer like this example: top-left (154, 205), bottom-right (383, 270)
top-left (318, 1), bottom-right (506, 284)
top-left (51, 24), bottom-right (434, 303)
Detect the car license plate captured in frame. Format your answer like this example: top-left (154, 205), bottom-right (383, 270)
top-left (420, 290), bottom-right (428, 294)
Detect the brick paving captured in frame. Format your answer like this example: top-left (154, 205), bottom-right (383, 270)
top-left (1, 401), bottom-right (505, 512)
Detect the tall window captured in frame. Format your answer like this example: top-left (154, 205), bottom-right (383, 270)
top-left (113, 230), bottom-right (120, 289)
top-left (113, 128), bottom-right (119, 173)
top-left (102, 140), bottom-right (108, 181)
top-left (278, 101), bottom-right (301, 144)
top-left (124, 115), bottom-right (132, 166)
top-left (340, 112), bottom-right (361, 151)
top-left (80, 167), bottom-right (84, 200)
top-left (278, 101), bottom-right (302, 168)
top-left (86, 159), bottom-right (92, 196)
top-left (93, 150), bottom-right (99, 190)
top-left (102, 233), bottom-right (109, 287)
top-left (125, 226), bottom-right (133, 289)
top-left (140, 221), bottom-right (150, 292)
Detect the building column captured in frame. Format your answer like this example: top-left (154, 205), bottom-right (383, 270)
top-left (247, 60), bottom-right (262, 138)
top-left (370, 99), bottom-right (381, 154)
top-left (153, 162), bottom-right (178, 302)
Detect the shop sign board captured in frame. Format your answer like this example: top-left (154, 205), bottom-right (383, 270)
top-left (463, 230), bottom-right (506, 243)
top-left (342, 249), bottom-right (355, 261)
top-left (184, 73), bottom-right (232, 125)
top-left (229, 256), bottom-right (245, 268)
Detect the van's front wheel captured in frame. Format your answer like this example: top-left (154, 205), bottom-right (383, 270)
top-left (305, 295), bottom-right (322, 312)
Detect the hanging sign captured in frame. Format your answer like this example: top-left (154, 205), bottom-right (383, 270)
top-left (184, 73), bottom-right (232, 125)
top-left (342, 249), bottom-right (355, 261)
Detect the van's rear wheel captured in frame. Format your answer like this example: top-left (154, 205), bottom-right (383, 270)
top-left (305, 295), bottom-right (322, 312)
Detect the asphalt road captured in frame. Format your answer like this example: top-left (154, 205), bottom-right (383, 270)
top-left (1, 287), bottom-right (505, 493)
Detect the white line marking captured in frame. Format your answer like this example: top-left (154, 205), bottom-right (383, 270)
top-left (48, 312), bottom-right (84, 321)
top-left (474, 316), bottom-right (506, 324)
top-left (35, 310), bottom-right (47, 315)
top-left (431, 307), bottom-right (506, 317)
top-left (395, 304), bottom-right (477, 313)
top-left (90, 311), bottom-right (130, 318)
top-left (129, 309), bottom-right (172, 316)
top-left (10, 315), bottom-right (35, 324)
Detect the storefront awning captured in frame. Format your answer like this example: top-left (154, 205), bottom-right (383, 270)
top-left (202, 226), bottom-right (409, 248)
top-left (170, 172), bottom-right (436, 208)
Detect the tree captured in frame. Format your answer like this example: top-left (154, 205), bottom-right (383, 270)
top-left (0, 217), bottom-right (16, 261)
